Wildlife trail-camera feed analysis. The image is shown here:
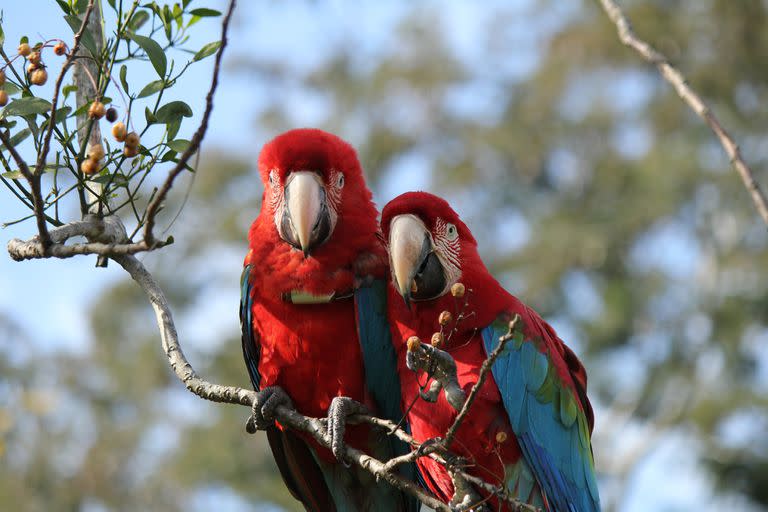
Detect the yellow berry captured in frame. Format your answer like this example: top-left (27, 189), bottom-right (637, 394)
top-left (28, 52), bottom-right (41, 66)
top-left (123, 145), bottom-right (139, 158)
top-left (53, 42), bottom-right (66, 56)
top-left (80, 158), bottom-right (99, 175)
top-left (406, 336), bottom-right (421, 353)
top-left (450, 283), bottom-right (466, 298)
top-left (18, 43), bottom-right (31, 57)
top-left (111, 122), bottom-right (127, 142)
top-left (87, 143), bottom-right (105, 161)
top-left (0, 69), bottom-right (6, 86)
top-left (29, 68), bottom-right (47, 86)
top-left (88, 101), bottom-right (106, 119)
top-left (495, 431), bottom-right (508, 444)
top-left (27, 63), bottom-right (38, 74)
top-left (124, 131), bottom-right (140, 148)
top-left (431, 332), bottom-right (444, 347)
top-left (0, 91), bottom-right (8, 107)
top-left (439, 311), bottom-right (453, 326)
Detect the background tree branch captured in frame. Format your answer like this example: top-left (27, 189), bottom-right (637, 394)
top-left (597, 0), bottom-right (768, 227)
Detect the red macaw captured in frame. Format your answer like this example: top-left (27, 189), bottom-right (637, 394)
top-left (240, 129), bottom-right (417, 512)
top-left (382, 192), bottom-right (600, 512)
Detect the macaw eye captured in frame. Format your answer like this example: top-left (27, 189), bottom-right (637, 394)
top-left (446, 223), bottom-right (458, 241)
top-left (336, 173), bottom-right (345, 189)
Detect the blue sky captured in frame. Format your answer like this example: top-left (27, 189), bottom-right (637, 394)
top-left (0, 1), bottom-right (750, 511)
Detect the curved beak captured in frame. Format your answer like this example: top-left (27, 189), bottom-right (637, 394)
top-left (280, 171), bottom-right (332, 256)
top-left (389, 214), bottom-right (446, 306)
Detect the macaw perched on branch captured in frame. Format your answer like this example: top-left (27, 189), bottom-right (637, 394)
top-left (382, 192), bottom-right (600, 512)
top-left (240, 129), bottom-right (417, 512)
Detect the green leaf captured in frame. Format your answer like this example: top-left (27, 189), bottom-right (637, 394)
top-left (128, 11), bottom-right (150, 32)
top-left (106, 0), bottom-right (116, 10)
top-left (137, 80), bottom-right (165, 99)
top-left (0, 22), bottom-right (4, 46)
top-left (145, 106), bottom-right (157, 125)
top-left (160, 149), bottom-right (177, 162)
top-left (62, 84), bottom-right (78, 99)
top-left (1, 171), bottom-right (24, 180)
top-left (189, 8), bottom-right (221, 17)
top-left (167, 117), bottom-right (181, 140)
top-left (166, 139), bottom-right (190, 153)
top-left (2, 83), bottom-right (22, 96)
top-left (119, 64), bottom-right (129, 94)
top-left (193, 41), bottom-right (221, 62)
top-left (20, 36), bottom-right (29, 45)
top-left (2, 97), bottom-right (52, 118)
top-left (162, 5), bottom-right (172, 41)
top-left (155, 101), bottom-right (192, 124)
top-left (128, 34), bottom-right (167, 77)
top-left (9, 128), bottom-right (31, 147)
top-left (64, 15), bottom-right (98, 58)
top-left (52, 106), bottom-right (72, 124)
top-left (55, 0), bottom-right (71, 14)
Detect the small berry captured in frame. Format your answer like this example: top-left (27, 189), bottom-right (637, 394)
top-left (0, 91), bottom-right (8, 107)
top-left (27, 63), bottom-right (38, 74)
top-left (29, 68), bottom-right (48, 86)
top-left (111, 122), bottom-right (127, 142)
top-left (0, 69), bottom-right (6, 86)
top-left (438, 311), bottom-right (453, 326)
top-left (53, 42), bottom-right (66, 56)
top-left (450, 283), bottom-right (466, 298)
top-left (431, 332), bottom-right (444, 347)
top-left (124, 131), bottom-right (140, 148)
top-left (406, 336), bottom-right (421, 353)
top-left (87, 143), bottom-right (105, 161)
top-left (495, 432), bottom-right (508, 444)
top-left (80, 158), bottom-right (99, 175)
top-left (105, 107), bottom-right (117, 123)
top-left (18, 43), bottom-right (31, 57)
top-left (28, 52), bottom-right (41, 66)
top-left (123, 145), bottom-right (139, 158)
top-left (88, 101), bottom-right (106, 119)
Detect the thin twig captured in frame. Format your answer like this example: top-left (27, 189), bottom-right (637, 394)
top-left (0, 130), bottom-right (51, 249)
top-left (597, 0), bottom-right (768, 227)
top-left (444, 314), bottom-right (520, 449)
top-left (142, 0), bottom-right (236, 244)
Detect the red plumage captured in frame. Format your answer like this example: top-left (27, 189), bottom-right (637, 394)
top-left (382, 192), bottom-right (594, 508)
top-left (245, 128), bottom-right (386, 451)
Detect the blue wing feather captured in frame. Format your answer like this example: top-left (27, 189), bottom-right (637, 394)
top-left (482, 320), bottom-right (600, 512)
top-left (240, 264), bottom-right (261, 390)
top-left (355, 279), bottom-right (421, 512)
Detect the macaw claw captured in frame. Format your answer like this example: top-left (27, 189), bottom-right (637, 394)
top-left (245, 386), bottom-right (294, 433)
top-left (326, 396), bottom-right (369, 465)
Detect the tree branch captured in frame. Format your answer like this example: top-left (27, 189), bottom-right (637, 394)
top-left (110, 250), bottom-right (450, 512)
top-left (597, 0), bottom-right (768, 227)
top-left (142, 0), bottom-right (236, 245)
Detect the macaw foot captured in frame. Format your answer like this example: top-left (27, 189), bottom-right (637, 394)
top-left (325, 396), bottom-right (369, 464)
top-left (406, 341), bottom-right (467, 411)
top-left (449, 466), bottom-right (487, 512)
top-left (245, 386), bottom-right (294, 434)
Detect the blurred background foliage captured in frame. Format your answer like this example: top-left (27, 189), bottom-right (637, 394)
top-left (2, 0), bottom-right (768, 511)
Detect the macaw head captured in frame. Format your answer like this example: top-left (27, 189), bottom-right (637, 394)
top-left (257, 128), bottom-right (372, 257)
top-left (382, 191), bottom-right (481, 305)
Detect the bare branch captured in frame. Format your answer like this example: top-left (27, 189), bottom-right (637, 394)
top-left (444, 314), bottom-right (519, 448)
top-left (597, 0), bottom-right (768, 227)
top-left (142, 0), bottom-right (236, 245)
top-left (0, 130), bottom-right (51, 250)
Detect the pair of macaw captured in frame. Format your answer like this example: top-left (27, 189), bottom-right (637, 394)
top-left (240, 129), bottom-right (600, 512)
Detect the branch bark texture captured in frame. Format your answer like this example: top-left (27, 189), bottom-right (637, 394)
top-left (597, 0), bottom-right (768, 226)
